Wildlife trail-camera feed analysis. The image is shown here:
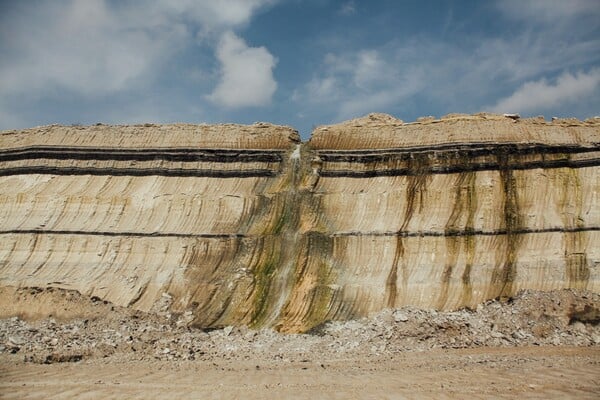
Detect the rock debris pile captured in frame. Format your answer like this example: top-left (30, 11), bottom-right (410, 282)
top-left (1, 288), bottom-right (598, 364)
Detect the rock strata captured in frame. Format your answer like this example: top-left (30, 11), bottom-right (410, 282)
top-left (0, 114), bottom-right (599, 332)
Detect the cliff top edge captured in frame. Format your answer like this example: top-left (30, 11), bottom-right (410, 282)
top-left (1, 113), bottom-right (599, 150)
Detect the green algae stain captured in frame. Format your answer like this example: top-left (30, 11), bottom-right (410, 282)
top-left (249, 240), bottom-right (282, 327)
top-left (280, 233), bottom-right (337, 332)
top-left (248, 143), bottom-right (338, 331)
top-left (271, 198), bottom-right (292, 235)
top-left (248, 149), bottom-right (299, 328)
top-left (300, 234), bottom-right (336, 331)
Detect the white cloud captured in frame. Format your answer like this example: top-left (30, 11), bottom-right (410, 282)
top-left (0, 0), bottom-right (279, 97)
top-left (489, 68), bottom-right (600, 114)
top-left (339, 1), bottom-right (356, 16)
top-left (300, 77), bottom-right (337, 101)
top-left (208, 31), bottom-right (277, 108)
top-left (288, 0), bottom-right (599, 124)
top-left (145, 0), bottom-right (277, 32)
top-left (299, 46), bottom-right (429, 120)
top-left (0, 0), bottom-right (279, 129)
top-left (353, 50), bottom-right (388, 89)
top-left (0, 0), bottom-right (185, 96)
top-left (295, 9), bottom-right (600, 122)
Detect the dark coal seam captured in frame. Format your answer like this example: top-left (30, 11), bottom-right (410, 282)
top-left (0, 145), bottom-right (287, 155)
top-left (318, 149), bottom-right (600, 162)
top-left (332, 226), bottom-right (600, 238)
top-left (3, 226), bottom-right (598, 240)
top-left (316, 142), bottom-right (600, 157)
top-left (0, 166), bottom-right (278, 178)
top-left (0, 229), bottom-right (245, 239)
top-left (319, 158), bottom-right (600, 178)
top-left (0, 148), bottom-right (283, 163)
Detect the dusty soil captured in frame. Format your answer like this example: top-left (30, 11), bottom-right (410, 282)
top-left (1, 347), bottom-right (599, 399)
top-left (1, 287), bottom-right (599, 398)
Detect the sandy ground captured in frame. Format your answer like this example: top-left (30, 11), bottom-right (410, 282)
top-left (1, 346), bottom-right (599, 399)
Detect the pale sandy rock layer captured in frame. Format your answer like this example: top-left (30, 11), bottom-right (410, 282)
top-left (310, 112), bottom-right (600, 149)
top-left (0, 122), bottom-right (300, 149)
top-left (0, 115), bottom-right (598, 332)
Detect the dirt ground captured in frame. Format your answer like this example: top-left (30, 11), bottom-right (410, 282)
top-left (1, 346), bottom-right (599, 399)
top-left (1, 288), bottom-right (599, 398)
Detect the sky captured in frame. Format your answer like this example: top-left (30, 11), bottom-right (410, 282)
top-left (0, 0), bottom-right (599, 139)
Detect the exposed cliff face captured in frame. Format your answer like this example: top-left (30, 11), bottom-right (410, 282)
top-left (1, 115), bottom-right (599, 332)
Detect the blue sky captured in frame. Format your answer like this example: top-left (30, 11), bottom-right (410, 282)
top-left (0, 0), bottom-right (599, 139)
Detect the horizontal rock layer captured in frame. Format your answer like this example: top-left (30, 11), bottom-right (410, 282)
top-left (1, 115), bottom-right (599, 332)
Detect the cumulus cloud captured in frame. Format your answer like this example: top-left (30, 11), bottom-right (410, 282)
top-left (295, 48), bottom-right (426, 119)
top-left (339, 1), bottom-right (356, 16)
top-left (0, 0), bottom-right (279, 129)
top-left (489, 69), bottom-right (600, 114)
top-left (352, 50), bottom-right (390, 89)
top-left (146, 0), bottom-right (277, 33)
top-left (0, 0), bottom-right (279, 97)
top-left (0, 0), bottom-right (183, 96)
top-left (295, 4), bottom-right (600, 122)
top-left (208, 31), bottom-right (277, 108)
top-left (297, 40), bottom-right (487, 121)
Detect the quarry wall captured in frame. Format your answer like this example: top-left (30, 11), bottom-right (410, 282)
top-left (1, 113), bottom-right (599, 332)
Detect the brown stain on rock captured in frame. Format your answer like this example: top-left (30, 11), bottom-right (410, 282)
top-left (386, 153), bottom-right (430, 308)
top-left (489, 152), bottom-right (522, 300)
top-left (387, 237), bottom-right (403, 309)
top-left (184, 237), bottom-right (249, 328)
top-left (461, 234), bottom-right (476, 307)
top-left (438, 170), bottom-right (477, 309)
top-left (556, 165), bottom-right (590, 289)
